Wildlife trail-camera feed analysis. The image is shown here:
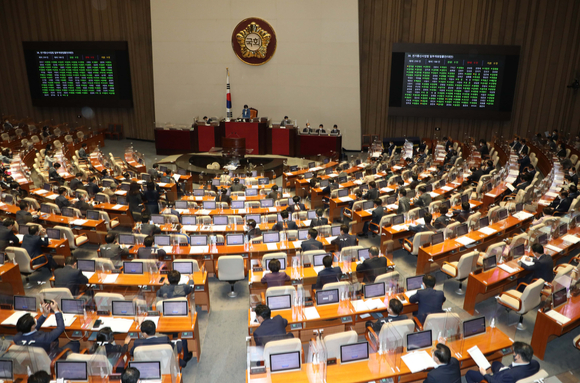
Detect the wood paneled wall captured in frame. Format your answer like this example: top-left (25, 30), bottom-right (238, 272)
top-left (0, 0), bottom-right (155, 140)
top-left (359, 0), bottom-right (580, 142)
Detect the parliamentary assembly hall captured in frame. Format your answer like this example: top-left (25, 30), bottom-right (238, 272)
top-left (0, 0), bottom-right (579, 382)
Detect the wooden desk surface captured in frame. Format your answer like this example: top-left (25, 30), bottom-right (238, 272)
top-left (181, 193), bottom-right (291, 202)
top-left (282, 162), bottom-right (338, 178)
top-left (159, 206), bottom-right (286, 216)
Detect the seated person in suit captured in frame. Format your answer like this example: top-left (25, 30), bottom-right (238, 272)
top-left (287, 196), bottom-right (306, 213)
top-left (424, 344), bottom-right (461, 383)
top-left (147, 164), bottom-right (160, 180)
top-left (330, 124), bottom-right (340, 134)
top-left (301, 228), bottom-right (324, 251)
top-left (347, 190), bottom-right (363, 211)
top-left (28, 371), bottom-right (51, 383)
top-left (137, 236), bottom-right (166, 259)
top-left (86, 176), bottom-right (101, 196)
top-left (14, 300), bottom-right (80, 356)
top-left (281, 116), bottom-right (291, 126)
top-left (130, 319), bottom-right (172, 356)
top-left (415, 186), bottom-right (432, 208)
top-left (433, 206), bottom-right (452, 229)
top-left (260, 259), bottom-right (290, 288)
top-left (253, 304), bottom-right (292, 346)
top-left (314, 255), bottom-right (342, 290)
top-left (157, 270), bottom-right (194, 299)
top-left (454, 201), bottom-right (471, 223)
top-left (365, 298), bottom-right (408, 334)
top-left (74, 194), bottom-right (91, 216)
top-left (302, 122), bottom-right (313, 133)
top-left (15, 201), bottom-right (34, 225)
top-left (331, 224), bottom-right (356, 250)
top-left (267, 185), bottom-right (280, 200)
top-left (363, 181), bottom-right (379, 201)
top-left (88, 327), bottom-right (131, 365)
top-left (22, 224), bottom-right (57, 269)
top-left (219, 170), bottom-right (231, 184)
top-left (0, 218), bottom-right (19, 252)
top-left (518, 243), bottom-right (554, 288)
top-left (78, 143), bottom-right (89, 160)
top-left (138, 212), bottom-right (158, 236)
top-left (409, 274), bottom-right (446, 324)
top-left (246, 219), bottom-right (262, 241)
top-left (544, 190), bottom-right (572, 215)
top-left (49, 163), bottom-right (65, 185)
top-left (409, 212), bottom-right (436, 234)
top-left (317, 124), bottom-right (326, 134)
top-left (272, 210), bottom-right (298, 231)
top-left (215, 187), bottom-right (231, 205)
top-left (310, 208), bottom-right (328, 227)
top-left (466, 166), bottom-right (484, 184)
top-left (360, 199), bottom-right (384, 237)
top-left (99, 233), bottom-right (128, 268)
top-left (230, 177), bottom-right (245, 192)
top-left (466, 342), bottom-right (540, 383)
top-left (55, 186), bottom-right (71, 210)
top-left (397, 188), bottom-right (411, 214)
top-left (70, 172), bottom-right (83, 191)
top-left (242, 105), bottom-right (251, 121)
top-left (408, 175), bottom-right (420, 192)
top-left (54, 255), bottom-right (89, 296)
top-left (356, 246), bottom-right (387, 282)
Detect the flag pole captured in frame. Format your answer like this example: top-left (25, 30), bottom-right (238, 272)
top-left (226, 68), bottom-right (232, 122)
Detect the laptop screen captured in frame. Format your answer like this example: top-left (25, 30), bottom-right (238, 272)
top-left (175, 201), bottom-right (189, 209)
top-left (231, 200), bottom-right (245, 209)
top-left (511, 244), bottom-right (525, 258)
top-left (128, 362), bottom-right (161, 380)
top-left (298, 229), bottom-right (309, 240)
top-left (245, 214), bottom-right (261, 223)
top-left (0, 360), bottom-right (12, 380)
top-left (463, 317), bottom-right (486, 338)
top-left (193, 189), bottom-right (205, 196)
top-left (86, 210), bottom-right (100, 220)
top-left (316, 289), bottom-right (339, 305)
top-left (112, 300), bottom-right (135, 316)
top-left (358, 248), bottom-right (370, 261)
top-left (117, 195), bottom-right (128, 205)
top-left (498, 208), bottom-right (508, 220)
top-left (203, 201), bottom-right (216, 210)
top-left (154, 235), bottom-right (170, 246)
top-left (77, 259), bottom-right (95, 272)
top-left (14, 296), bottom-right (36, 312)
top-left (331, 225), bottom-right (341, 236)
top-left (392, 214), bottom-right (404, 225)
top-left (40, 204), bottom-right (52, 214)
top-left (123, 262), bottom-right (143, 274)
top-left (95, 194), bottom-right (106, 203)
top-left (119, 234), bottom-right (135, 245)
top-left (313, 253), bottom-right (327, 267)
top-left (483, 255), bottom-right (497, 272)
top-left (363, 283), bottom-right (385, 299)
top-left (190, 235), bottom-right (207, 246)
top-left (56, 361), bottom-right (88, 382)
top-left (151, 215), bottom-right (165, 224)
top-left (479, 216), bottom-right (489, 228)
top-left (269, 351), bottom-right (301, 373)
top-left (406, 275), bottom-right (424, 291)
top-left (263, 232), bottom-right (280, 244)
top-left (456, 223), bottom-right (468, 237)
top-left (362, 200), bottom-right (374, 210)
top-left (431, 232), bottom-right (444, 245)
top-left (407, 330), bottom-right (432, 351)
top-left (553, 287), bottom-right (568, 309)
top-left (182, 215), bottom-right (196, 225)
top-left (266, 294), bottom-right (291, 310)
top-left (61, 207), bottom-right (75, 217)
top-left (226, 234), bottom-right (244, 246)
top-left (163, 301), bottom-right (188, 316)
top-left (61, 299), bottom-right (85, 315)
top-left (173, 262), bottom-right (194, 274)
top-left (264, 258), bottom-right (286, 271)
top-left (307, 210), bottom-right (317, 219)
top-left (213, 215), bottom-right (228, 225)
top-left (260, 198), bottom-right (274, 208)
top-left (337, 189), bottom-right (349, 198)
top-left (259, 177), bottom-right (269, 185)
top-left (340, 342), bottom-right (369, 364)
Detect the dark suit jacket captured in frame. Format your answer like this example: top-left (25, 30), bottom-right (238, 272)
top-left (86, 182), bottom-right (101, 195)
top-left (267, 191), bottom-right (280, 200)
top-left (272, 220), bottom-right (298, 231)
top-left (434, 215), bottom-right (451, 229)
top-left (455, 210), bottom-right (470, 223)
top-left (555, 197), bottom-right (572, 212)
top-left (15, 210), bottom-right (33, 225)
top-left (156, 282), bottom-right (194, 299)
top-left (371, 206), bottom-right (384, 225)
top-left (363, 188), bottom-right (379, 201)
top-left (99, 244), bottom-right (128, 265)
top-left (137, 247), bottom-right (166, 260)
top-left (74, 200), bottom-right (91, 214)
top-left (55, 195), bottom-right (70, 209)
top-left (253, 315), bottom-right (290, 346)
top-left (416, 193), bottom-right (432, 208)
top-left (0, 226), bottom-right (19, 251)
top-left (521, 253), bottom-right (554, 283)
top-left (260, 272), bottom-right (290, 287)
top-left (468, 169), bottom-right (483, 183)
top-left (310, 217), bottom-right (329, 227)
top-left (331, 233), bottom-right (356, 250)
top-left (22, 234), bottom-right (49, 259)
top-left (424, 358), bottom-right (461, 383)
top-left (54, 265), bottom-right (89, 296)
top-left (287, 203), bottom-right (306, 213)
top-left (70, 178), bottom-right (83, 190)
top-left (216, 194), bottom-right (231, 204)
top-left (518, 156), bottom-right (531, 172)
top-left (247, 227), bottom-right (262, 240)
top-left (356, 256), bottom-right (387, 282)
top-left (130, 335), bottom-right (172, 356)
top-left (314, 266), bottom-right (342, 289)
top-left (140, 223), bottom-right (158, 236)
top-left (13, 312), bottom-right (64, 352)
top-left (484, 360), bottom-right (540, 383)
top-left (409, 288), bottom-right (446, 324)
top-left (230, 183), bottom-right (245, 192)
top-left (301, 238), bottom-right (324, 251)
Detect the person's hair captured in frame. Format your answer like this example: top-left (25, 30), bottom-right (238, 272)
top-left (233, 178), bottom-right (239, 184)
top-left (268, 259), bottom-right (281, 273)
top-left (487, 160), bottom-right (493, 167)
top-left (434, 343), bottom-right (451, 364)
top-left (280, 210), bottom-right (289, 219)
top-left (3, 218), bottom-right (14, 227)
top-left (513, 342), bottom-right (534, 362)
top-left (570, 184), bottom-right (577, 193)
top-left (144, 236), bottom-right (154, 247)
top-left (105, 233), bottom-right (116, 244)
top-left (141, 212), bottom-right (151, 223)
top-left (247, 219), bottom-right (257, 228)
top-left (81, 143), bottom-right (87, 148)
top-left (439, 206), bottom-right (448, 215)
top-left (284, 115), bottom-right (288, 119)
top-left (423, 274), bottom-right (436, 288)
top-left (65, 255), bottom-right (77, 266)
top-left (76, 172), bottom-right (83, 178)
top-left (141, 320), bottom-right (156, 335)
top-left (355, 190), bottom-right (362, 199)
top-left (54, 163), bottom-right (61, 169)
top-left (340, 224), bottom-right (349, 234)
top-left (255, 304), bottom-right (271, 320)
top-left (308, 228), bottom-right (318, 238)
top-left (333, 124), bottom-right (338, 128)
top-left (319, 124), bottom-right (323, 128)
top-left (369, 181), bottom-right (376, 188)
top-left (129, 181), bottom-right (141, 195)
top-left (88, 176), bottom-right (96, 183)
top-left (443, 136), bottom-right (448, 140)
top-left (293, 196), bottom-right (300, 203)
top-left (221, 188), bottom-right (228, 194)
top-left (561, 190), bottom-right (569, 198)
top-left (316, 208), bottom-right (324, 217)
top-left (369, 246), bottom-right (379, 257)
top-left (244, 105), bottom-right (249, 109)
top-left (16, 313), bottom-right (37, 333)
top-left (152, 226), bottom-right (162, 235)
top-left (96, 327), bottom-right (114, 343)
top-left (320, 255), bottom-right (332, 268)
top-left (19, 201), bottom-right (27, 210)
top-left (388, 298), bottom-right (403, 315)
top-left (461, 201), bottom-right (470, 211)
top-left (418, 186), bottom-right (426, 193)
top-left (121, 367), bottom-right (140, 383)
top-left (58, 187), bottom-right (66, 195)
top-left (271, 185), bottom-right (278, 191)
top-left (531, 243), bottom-right (544, 254)
top-left (424, 212), bottom-right (432, 225)
top-left (399, 188), bottom-right (407, 197)
top-left (168, 270), bottom-right (181, 285)
top-left (147, 182), bottom-right (155, 191)
top-left (373, 198), bottom-right (382, 206)
top-left (28, 371), bottom-right (51, 383)
top-left (28, 225), bottom-right (39, 235)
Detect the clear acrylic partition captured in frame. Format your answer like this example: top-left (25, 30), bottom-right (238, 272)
top-left (553, 274), bottom-right (573, 293)
top-left (306, 333), bottom-right (327, 383)
top-left (87, 346), bottom-right (112, 378)
top-left (487, 245), bottom-right (506, 264)
top-left (491, 299), bottom-right (518, 342)
top-left (3, 346), bottom-right (44, 375)
top-left (383, 272), bottom-right (404, 296)
top-left (381, 324), bottom-right (403, 373)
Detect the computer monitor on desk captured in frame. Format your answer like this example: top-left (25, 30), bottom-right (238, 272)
top-left (231, 200), bottom-right (244, 209)
top-left (258, 177), bottom-right (269, 185)
top-left (320, 179), bottom-right (329, 188)
top-left (456, 223), bottom-right (468, 237)
top-left (47, 228), bottom-right (61, 240)
top-left (269, 351), bottom-right (301, 373)
top-left (151, 214), bottom-right (165, 224)
top-left (117, 195), bottom-right (128, 205)
top-left (0, 360), bottom-right (13, 381)
top-left (77, 259), bottom-right (95, 272)
top-left (331, 225), bottom-right (341, 236)
top-left (267, 294), bottom-right (291, 311)
top-left (193, 189), bottom-right (205, 197)
top-left (312, 253), bottom-right (328, 267)
top-left (264, 258), bottom-right (286, 270)
top-left (86, 210), bottom-right (100, 220)
top-left (129, 362), bottom-right (162, 381)
top-left (245, 214), bottom-right (261, 223)
top-left (123, 262), bottom-right (143, 274)
top-left (14, 295), bottom-right (37, 312)
top-left (263, 232), bottom-right (280, 244)
top-left (260, 199), bottom-right (274, 208)
top-left (553, 287), bottom-right (568, 309)
top-left (482, 255), bottom-right (497, 272)
top-left (392, 214), bottom-right (405, 225)
top-left (316, 289), bottom-right (339, 305)
top-left (307, 210), bottom-right (317, 220)
top-left (226, 233), bottom-right (244, 246)
top-left (406, 330), bottom-right (432, 351)
top-left (431, 232), bottom-right (444, 246)
top-left (203, 201), bottom-right (216, 210)
top-left (163, 300), bottom-right (188, 316)
top-left (173, 261), bottom-right (194, 274)
top-left (363, 283), bottom-right (385, 299)
top-left (246, 188), bottom-right (258, 196)
top-left (510, 244), bottom-right (525, 259)
top-left (112, 300), bottom-right (136, 316)
top-left (119, 234), bottom-right (135, 246)
top-left (175, 201), bottom-right (188, 209)
top-left (190, 235), bottom-right (208, 246)
top-left (154, 235), bottom-right (170, 246)
top-left (337, 189), bottom-right (348, 198)
top-left (61, 299), bottom-right (85, 315)
top-left (362, 200), bottom-right (374, 210)
top-left (340, 342), bottom-right (369, 364)
top-left (55, 361), bottom-right (88, 382)
top-left (406, 275), bottom-right (424, 291)
top-left (182, 215), bottom-right (196, 225)
top-left (462, 317), bottom-right (486, 338)
top-left (358, 248), bottom-right (370, 261)
top-left (213, 215), bottom-right (228, 225)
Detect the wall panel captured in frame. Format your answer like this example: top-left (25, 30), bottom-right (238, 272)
top-left (0, 0), bottom-right (155, 140)
top-left (359, 0), bottom-right (580, 142)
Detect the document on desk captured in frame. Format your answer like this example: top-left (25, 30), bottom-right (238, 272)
top-left (302, 220), bottom-right (312, 226)
top-left (546, 244), bottom-right (564, 253)
top-left (112, 204), bottom-right (124, 210)
top-left (212, 225), bottom-right (227, 231)
top-left (2, 311), bottom-right (31, 326)
top-left (103, 274), bottom-right (119, 283)
top-left (402, 350), bottom-right (437, 373)
top-left (35, 189), bottom-right (49, 194)
top-left (538, 199), bottom-right (551, 206)
top-left (386, 204), bottom-right (398, 210)
top-left (95, 317), bottom-right (133, 333)
top-left (326, 236), bottom-right (337, 243)
top-left (82, 271), bottom-right (95, 279)
top-left (467, 345), bottom-right (491, 370)
top-left (158, 246), bottom-right (173, 253)
top-left (293, 241), bottom-right (303, 248)
top-left (198, 209), bottom-right (211, 215)
top-left (41, 313), bottom-right (77, 328)
top-left (512, 211), bottom-right (534, 220)
top-left (338, 196), bottom-right (353, 202)
top-left (392, 166), bottom-right (403, 170)
top-left (545, 310), bottom-right (571, 324)
top-left (175, 209), bottom-right (189, 214)
top-left (313, 266), bottom-right (324, 274)
top-left (546, 191), bottom-right (559, 198)
top-left (266, 243), bottom-right (278, 251)
top-left (304, 307), bottom-right (320, 320)
top-left (190, 246), bottom-right (209, 254)
top-left (391, 224), bottom-right (409, 232)
top-left (498, 264), bottom-right (518, 274)
top-left (562, 235), bottom-right (580, 244)
top-left (478, 227), bottom-right (497, 235)
top-left (71, 219), bottom-right (88, 226)
top-left (115, 190), bottom-right (127, 195)
top-left (429, 192), bottom-right (440, 198)
top-left (506, 184), bottom-right (515, 192)
top-left (440, 186), bottom-right (453, 192)
top-left (404, 290), bottom-right (418, 299)
top-left (237, 209), bottom-right (247, 214)
top-left (350, 300), bottom-right (370, 312)
top-left (365, 298), bottom-right (386, 310)
top-left (157, 182), bottom-right (167, 187)
top-left (415, 218), bottom-right (425, 225)
top-left (46, 194), bottom-right (59, 200)
top-left (181, 225), bottom-right (197, 232)
top-left (455, 237), bottom-right (476, 246)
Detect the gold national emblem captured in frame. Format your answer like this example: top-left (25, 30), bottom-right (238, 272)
top-left (232, 18), bottom-right (277, 66)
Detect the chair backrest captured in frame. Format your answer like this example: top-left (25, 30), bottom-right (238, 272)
top-left (217, 255), bottom-right (245, 281)
top-left (374, 271), bottom-right (401, 291)
top-left (323, 330), bottom-right (358, 360)
top-left (379, 319), bottom-right (415, 347)
top-left (485, 242), bottom-right (506, 259)
top-left (516, 369), bottom-right (549, 383)
top-left (172, 259), bottom-right (200, 273)
top-left (262, 252), bottom-right (288, 269)
top-left (67, 352), bottom-right (112, 376)
top-left (263, 338), bottom-right (302, 368)
top-left (379, 214), bottom-right (396, 232)
top-left (410, 231), bottom-right (434, 255)
top-left (340, 246), bottom-right (363, 262)
top-left (41, 287), bottom-right (74, 306)
top-left (302, 250), bottom-right (326, 265)
top-left (5, 345), bottom-right (51, 373)
top-left (322, 281), bottom-right (349, 296)
top-left (519, 278), bottom-right (545, 314)
top-left (456, 251), bottom-right (479, 280)
top-left (45, 202), bottom-right (60, 214)
top-left (265, 286), bottom-right (296, 304)
top-left (6, 247), bottom-right (34, 273)
top-left (156, 297), bottom-right (188, 313)
top-left (94, 257), bottom-right (115, 272)
top-left (94, 292), bottom-right (125, 312)
top-left (55, 225), bottom-right (76, 248)
top-left (424, 313), bottom-right (461, 340)
top-left (467, 212), bottom-right (481, 228)
top-left (133, 344), bottom-right (177, 375)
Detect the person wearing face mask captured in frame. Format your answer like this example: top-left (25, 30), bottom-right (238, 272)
top-left (465, 342), bottom-right (539, 383)
top-left (423, 343), bottom-right (461, 383)
top-left (55, 187), bottom-right (71, 210)
top-left (478, 139), bottom-right (489, 159)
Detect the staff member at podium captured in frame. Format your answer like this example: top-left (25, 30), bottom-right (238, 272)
top-left (302, 123), bottom-right (313, 134)
top-left (242, 105), bottom-right (251, 121)
top-left (317, 124), bottom-right (326, 134)
top-left (331, 125), bottom-right (340, 134)
top-left (281, 116), bottom-right (291, 126)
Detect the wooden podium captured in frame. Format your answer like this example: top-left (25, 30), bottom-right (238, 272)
top-left (222, 136), bottom-right (247, 158)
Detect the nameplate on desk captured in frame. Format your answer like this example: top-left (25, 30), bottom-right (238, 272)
top-left (181, 331), bottom-right (193, 339)
top-left (290, 323), bottom-right (302, 330)
top-left (194, 285), bottom-right (204, 291)
top-left (303, 263), bottom-right (312, 268)
top-left (97, 310), bottom-right (110, 316)
top-left (253, 267), bottom-right (263, 272)
top-left (341, 316), bottom-right (353, 324)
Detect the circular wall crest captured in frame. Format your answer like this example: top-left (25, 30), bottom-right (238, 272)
top-left (231, 18), bottom-right (277, 66)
